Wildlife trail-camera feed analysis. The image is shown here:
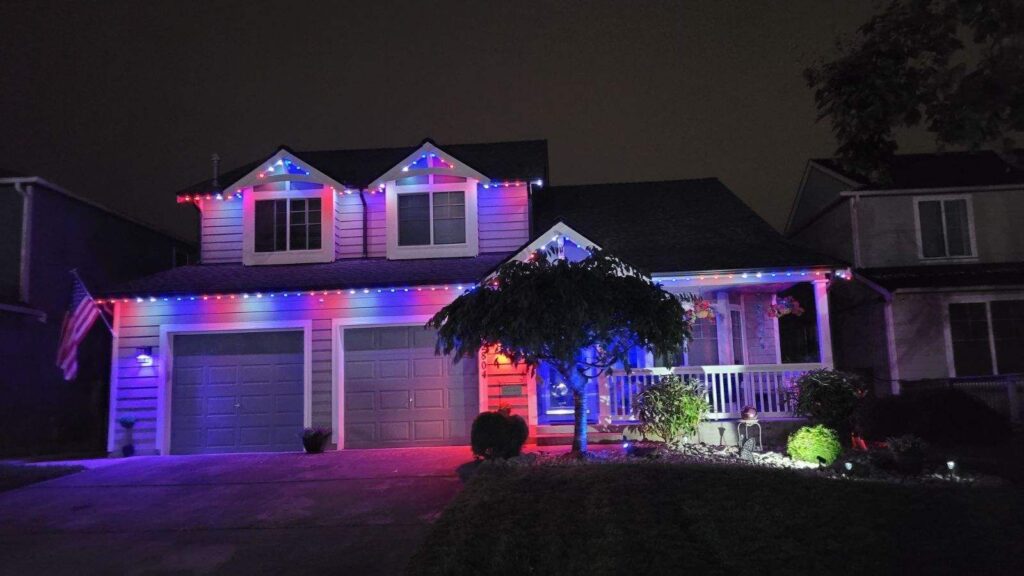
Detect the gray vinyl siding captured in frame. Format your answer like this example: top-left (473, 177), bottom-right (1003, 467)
top-left (200, 201), bottom-right (243, 263)
top-left (791, 200), bottom-right (854, 265)
top-left (478, 185), bottom-right (529, 253)
top-left (890, 293), bottom-right (948, 381)
top-left (110, 291), bottom-right (460, 453)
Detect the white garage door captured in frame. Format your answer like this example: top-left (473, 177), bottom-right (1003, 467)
top-left (343, 326), bottom-right (478, 448)
top-left (170, 331), bottom-right (304, 454)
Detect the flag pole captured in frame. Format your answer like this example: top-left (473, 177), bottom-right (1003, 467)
top-left (70, 268), bottom-right (114, 334)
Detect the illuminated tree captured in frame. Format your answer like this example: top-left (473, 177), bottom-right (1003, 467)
top-left (428, 248), bottom-right (691, 453)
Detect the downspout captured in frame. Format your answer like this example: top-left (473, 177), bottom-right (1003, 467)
top-left (358, 189), bottom-right (368, 258)
top-left (14, 182), bottom-right (33, 305)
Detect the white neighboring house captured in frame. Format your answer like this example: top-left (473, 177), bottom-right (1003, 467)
top-left (787, 150), bottom-right (1024, 422)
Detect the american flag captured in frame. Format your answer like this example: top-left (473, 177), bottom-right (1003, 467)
top-left (56, 274), bottom-right (103, 381)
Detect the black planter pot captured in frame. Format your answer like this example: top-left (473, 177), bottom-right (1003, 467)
top-left (302, 436), bottom-right (326, 454)
top-left (122, 444), bottom-right (135, 457)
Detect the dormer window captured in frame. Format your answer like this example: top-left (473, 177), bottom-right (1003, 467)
top-left (397, 186), bottom-right (466, 247)
top-left (254, 198), bottom-right (322, 252)
top-left (380, 145), bottom-right (483, 260)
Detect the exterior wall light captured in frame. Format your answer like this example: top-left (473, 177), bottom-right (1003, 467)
top-left (135, 346), bottom-right (153, 366)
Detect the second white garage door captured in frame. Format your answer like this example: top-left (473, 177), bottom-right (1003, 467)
top-left (343, 326), bottom-right (478, 448)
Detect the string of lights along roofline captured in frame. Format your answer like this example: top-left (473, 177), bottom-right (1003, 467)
top-left (175, 154), bottom-right (543, 204)
top-left (96, 268), bottom-right (849, 306)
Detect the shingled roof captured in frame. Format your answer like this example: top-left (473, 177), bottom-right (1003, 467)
top-left (813, 149), bottom-right (1024, 190)
top-left (176, 139), bottom-right (548, 197)
top-left (533, 179), bottom-right (841, 274)
top-left (861, 262), bottom-right (1024, 291)
top-left (105, 254), bottom-right (510, 297)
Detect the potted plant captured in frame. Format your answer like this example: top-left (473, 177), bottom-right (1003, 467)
top-left (117, 415), bottom-right (136, 457)
top-left (767, 296), bottom-right (804, 318)
top-left (301, 426), bottom-right (332, 454)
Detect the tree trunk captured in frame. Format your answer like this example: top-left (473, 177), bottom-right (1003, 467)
top-left (571, 388), bottom-right (588, 453)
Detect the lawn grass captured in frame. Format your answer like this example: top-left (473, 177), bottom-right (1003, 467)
top-left (0, 463), bottom-right (84, 493)
top-left (409, 460), bottom-right (1024, 575)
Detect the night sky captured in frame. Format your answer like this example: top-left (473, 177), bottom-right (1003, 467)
top-left (1, 1), bottom-right (930, 241)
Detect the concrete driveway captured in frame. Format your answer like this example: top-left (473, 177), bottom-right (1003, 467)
top-left (0, 447), bottom-right (475, 575)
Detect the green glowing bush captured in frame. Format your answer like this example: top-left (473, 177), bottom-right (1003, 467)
top-left (632, 375), bottom-right (710, 445)
top-left (787, 425), bottom-right (842, 465)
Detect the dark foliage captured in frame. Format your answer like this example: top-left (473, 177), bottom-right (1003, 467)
top-left (805, 0), bottom-right (1024, 180)
top-left (301, 426), bottom-right (332, 454)
top-left (791, 369), bottom-right (866, 441)
top-left (429, 247), bottom-right (690, 452)
top-left (857, 389), bottom-right (1011, 445)
top-left (470, 410), bottom-right (528, 459)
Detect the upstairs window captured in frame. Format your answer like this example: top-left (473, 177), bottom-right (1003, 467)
top-left (255, 198), bottom-right (321, 252)
top-left (397, 191), bottom-right (466, 246)
top-left (916, 197), bottom-right (973, 258)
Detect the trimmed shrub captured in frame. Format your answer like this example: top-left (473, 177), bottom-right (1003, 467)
top-left (787, 425), bottom-right (842, 465)
top-left (885, 434), bottom-right (928, 475)
top-left (471, 409), bottom-right (528, 459)
top-left (301, 426), bottom-right (332, 454)
top-left (632, 375), bottom-right (710, 445)
top-left (857, 389), bottom-right (1010, 445)
top-left (791, 369), bottom-right (865, 439)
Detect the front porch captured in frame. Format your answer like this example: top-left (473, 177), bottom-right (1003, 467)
top-left (521, 270), bottom-right (842, 442)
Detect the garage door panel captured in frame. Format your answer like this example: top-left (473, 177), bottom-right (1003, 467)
top-left (379, 360), bottom-right (410, 378)
top-left (346, 391), bottom-right (375, 411)
top-left (413, 389), bottom-right (444, 408)
top-left (379, 390), bottom-right (410, 409)
top-left (380, 422), bottom-right (411, 441)
top-left (345, 361), bottom-right (375, 379)
top-left (414, 421), bottom-right (444, 440)
top-left (171, 331), bottom-right (304, 455)
top-left (343, 326), bottom-right (478, 448)
top-left (413, 358), bottom-right (444, 377)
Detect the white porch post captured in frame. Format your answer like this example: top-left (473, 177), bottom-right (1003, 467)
top-left (812, 278), bottom-right (834, 366)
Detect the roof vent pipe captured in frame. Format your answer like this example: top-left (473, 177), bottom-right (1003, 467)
top-left (211, 153), bottom-right (221, 190)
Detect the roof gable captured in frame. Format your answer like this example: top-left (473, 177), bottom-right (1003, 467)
top-left (176, 139), bottom-right (548, 198)
top-left (218, 148), bottom-right (349, 196)
top-left (367, 140), bottom-right (490, 190)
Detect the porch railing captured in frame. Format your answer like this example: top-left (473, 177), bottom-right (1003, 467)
top-left (602, 363), bottom-right (826, 422)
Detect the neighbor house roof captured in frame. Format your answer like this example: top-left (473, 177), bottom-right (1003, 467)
top-left (813, 149), bottom-right (1024, 191)
top-left (176, 139), bottom-right (548, 197)
top-left (104, 254), bottom-right (510, 297)
top-left (532, 178), bottom-right (842, 274)
top-left (861, 262), bottom-right (1024, 292)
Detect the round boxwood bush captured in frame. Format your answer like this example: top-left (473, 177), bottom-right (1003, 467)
top-left (787, 425), bottom-right (842, 465)
top-left (791, 369), bottom-right (865, 440)
top-left (471, 408), bottom-right (528, 459)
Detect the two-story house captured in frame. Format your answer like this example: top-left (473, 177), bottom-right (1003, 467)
top-left (1, 171), bottom-right (194, 457)
top-left (101, 139), bottom-right (846, 455)
top-left (787, 151), bottom-right (1024, 421)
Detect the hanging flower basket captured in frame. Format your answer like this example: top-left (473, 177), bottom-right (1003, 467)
top-left (768, 296), bottom-right (804, 318)
top-left (682, 296), bottom-right (716, 323)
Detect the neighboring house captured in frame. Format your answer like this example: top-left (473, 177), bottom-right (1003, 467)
top-left (0, 171), bottom-right (194, 456)
top-left (101, 139), bottom-right (846, 456)
top-left (787, 151), bottom-right (1024, 421)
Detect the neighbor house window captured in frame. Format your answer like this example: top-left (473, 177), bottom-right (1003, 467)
top-left (917, 197), bottom-right (973, 258)
top-left (397, 191), bottom-right (466, 246)
top-left (255, 198), bottom-right (321, 252)
top-left (949, 300), bottom-right (1024, 376)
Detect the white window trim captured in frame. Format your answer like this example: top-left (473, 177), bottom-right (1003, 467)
top-left (243, 184), bottom-right (334, 265)
top-left (912, 194), bottom-right (978, 262)
top-left (385, 178), bottom-right (479, 259)
top-left (942, 291), bottom-right (1024, 377)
